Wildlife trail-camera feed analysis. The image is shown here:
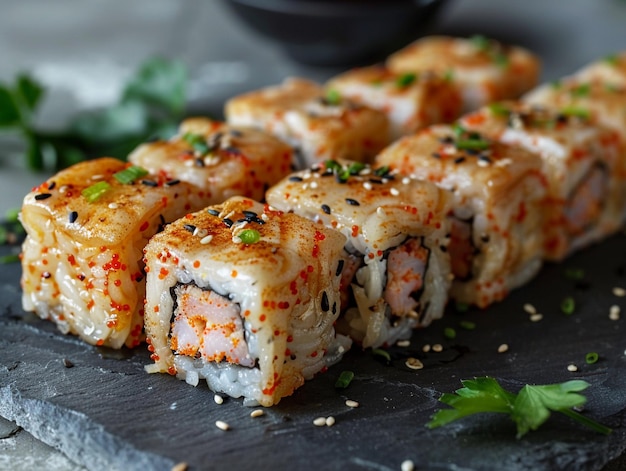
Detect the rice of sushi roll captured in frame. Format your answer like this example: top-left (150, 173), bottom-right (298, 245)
top-left (224, 77), bottom-right (390, 168)
top-left (387, 35), bottom-right (541, 112)
top-left (20, 157), bottom-right (207, 348)
top-left (459, 101), bottom-right (626, 260)
top-left (143, 196), bottom-right (350, 406)
top-left (128, 117), bottom-right (294, 202)
top-left (572, 52), bottom-right (626, 87)
top-left (375, 125), bottom-right (546, 308)
top-left (325, 65), bottom-right (463, 140)
top-left (266, 161), bottom-right (452, 348)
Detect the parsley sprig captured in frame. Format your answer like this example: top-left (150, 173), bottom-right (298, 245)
top-left (0, 58), bottom-right (187, 172)
top-left (427, 377), bottom-right (611, 438)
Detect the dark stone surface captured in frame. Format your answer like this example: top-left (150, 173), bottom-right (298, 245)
top-left (1, 230), bottom-right (626, 471)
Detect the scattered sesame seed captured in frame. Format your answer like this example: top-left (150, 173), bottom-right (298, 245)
top-left (214, 394), bottom-right (224, 405)
top-left (62, 358), bottom-right (74, 368)
top-left (321, 204), bottom-right (332, 215)
top-left (313, 417), bottom-right (327, 427)
top-left (171, 462), bottom-right (188, 471)
top-left (346, 198), bottom-right (360, 206)
top-left (108, 202), bottom-right (119, 209)
top-left (363, 181), bottom-right (373, 190)
top-left (390, 188), bottom-right (400, 196)
top-left (34, 193), bottom-right (52, 200)
top-left (309, 181), bottom-right (318, 189)
top-left (289, 176), bottom-right (303, 182)
top-left (405, 357), bottom-right (424, 370)
top-left (613, 287), bottom-right (626, 297)
top-left (141, 179), bottom-right (158, 187)
top-left (497, 343), bottom-right (509, 353)
top-left (402, 177), bottom-right (411, 185)
top-left (609, 305), bottom-right (621, 321)
top-left (165, 179), bottom-right (181, 186)
top-left (194, 227), bottom-right (208, 238)
top-left (422, 344), bottom-right (431, 353)
top-left (59, 185), bottom-right (69, 194)
top-left (345, 399), bottom-right (359, 408)
top-left (567, 364), bottom-right (578, 372)
top-left (207, 209), bottom-right (220, 216)
top-left (183, 224), bottom-right (196, 233)
top-left (401, 459), bottom-right (415, 471)
top-left (523, 303), bottom-right (536, 314)
top-left (215, 420), bottom-right (230, 431)
top-left (396, 339), bottom-right (411, 347)
top-left (250, 409), bottom-right (265, 418)
top-left (530, 313), bottom-right (543, 322)
top-left (68, 211), bottom-right (79, 224)
top-left (325, 416), bottom-right (336, 427)
top-left (200, 234), bottom-right (214, 245)
top-left (432, 344), bottom-right (443, 352)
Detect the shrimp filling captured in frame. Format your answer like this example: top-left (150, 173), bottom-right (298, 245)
top-left (564, 164), bottom-right (608, 236)
top-left (383, 238), bottom-right (430, 316)
top-left (170, 284), bottom-right (254, 368)
top-left (448, 217), bottom-right (475, 281)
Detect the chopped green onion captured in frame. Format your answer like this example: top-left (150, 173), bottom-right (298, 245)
top-left (585, 352), bottom-right (599, 365)
top-left (488, 102), bottom-right (510, 116)
top-left (604, 54), bottom-right (619, 65)
top-left (470, 34), bottom-right (490, 52)
top-left (570, 83), bottom-right (591, 98)
top-left (335, 370), bottom-right (354, 389)
top-left (81, 181), bottom-right (111, 203)
top-left (182, 132), bottom-right (210, 154)
top-left (564, 268), bottom-right (585, 281)
top-left (372, 348), bottom-right (391, 364)
top-left (347, 162), bottom-right (366, 175)
top-left (455, 138), bottom-right (490, 151)
top-left (443, 69), bottom-right (454, 82)
top-left (325, 88), bottom-right (342, 105)
top-left (325, 160), bottom-right (342, 172)
top-left (396, 72), bottom-right (417, 88)
top-left (113, 165), bottom-right (149, 184)
top-left (452, 123), bottom-right (466, 137)
top-left (444, 327), bottom-right (457, 339)
top-left (455, 302), bottom-right (470, 313)
top-left (560, 106), bottom-right (590, 120)
top-left (373, 165), bottom-right (390, 177)
top-left (0, 254), bottom-right (20, 264)
top-left (494, 53), bottom-right (509, 68)
top-left (238, 229), bottom-right (261, 244)
top-left (459, 320), bottom-right (476, 330)
top-left (561, 296), bottom-right (575, 315)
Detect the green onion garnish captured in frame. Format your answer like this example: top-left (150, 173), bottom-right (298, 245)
top-left (373, 165), bottom-right (390, 177)
top-left (564, 268), bottom-right (585, 281)
top-left (335, 370), bottom-right (354, 389)
top-left (452, 123), bottom-right (466, 137)
top-left (455, 302), bottom-right (470, 313)
top-left (238, 229), bottom-right (261, 244)
top-left (488, 102), bottom-right (510, 116)
top-left (113, 165), bottom-right (149, 184)
top-left (570, 83), bottom-right (591, 98)
top-left (494, 53), bottom-right (509, 68)
top-left (560, 106), bottom-right (590, 120)
top-left (470, 34), bottom-right (490, 52)
top-left (455, 138), bottom-right (490, 151)
top-left (459, 320), bottom-right (476, 331)
top-left (444, 327), bottom-right (457, 339)
top-left (325, 160), bottom-right (342, 172)
top-left (325, 88), bottom-right (342, 105)
top-left (443, 69), bottom-right (454, 82)
top-left (372, 348), bottom-right (391, 364)
top-left (396, 72), bottom-right (417, 88)
top-left (183, 132), bottom-right (210, 154)
top-left (347, 162), bottom-right (366, 175)
top-left (561, 296), bottom-right (575, 315)
top-left (604, 54), bottom-right (619, 65)
top-left (81, 181), bottom-right (111, 203)
top-left (0, 254), bottom-right (20, 264)
top-left (585, 352), bottom-right (599, 364)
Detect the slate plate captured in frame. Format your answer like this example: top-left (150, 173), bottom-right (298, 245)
top-left (1, 227), bottom-right (626, 471)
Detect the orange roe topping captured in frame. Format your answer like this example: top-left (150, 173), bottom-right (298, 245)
top-left (231, 270), bottom-right (238, 278)
top-left (140, 221), bottom-right (150, 231)
top-left (193, 260), bottom-right (200, 268)
top-left (351, 225), bottom-right (359, 237)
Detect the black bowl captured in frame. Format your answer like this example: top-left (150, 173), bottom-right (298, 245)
top-left (221, 0), bottom-right (450, 67)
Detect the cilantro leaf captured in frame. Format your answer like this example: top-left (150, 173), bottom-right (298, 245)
top-left (427, 377), bottom-right (611, 438)
top-left (16, 74), bottom-right (44, 111)
top-left (0, 85), bottom-right (21, 127)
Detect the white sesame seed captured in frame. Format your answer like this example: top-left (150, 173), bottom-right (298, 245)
top-left (200, 234), bottom-right (214, 245)
top-left (313, 417), bottom-right (327, 427)
top-left (108, 203), bottom-right (119, 209)
top-left (59, 185), bottom-right (69, 194)
top-left (214, 394), bottom-right (224, 405)
top-left (402, 177), bottom-right (411, 185)
top-left (194, 227), bottom-right (208, 238)
top-left (567, 364), bottom-right (578, 372)
top-left (376, 206), bottom-right (386, 216)
top-left (432, 344), bottom-right (443, 353)
top-left (390, 188), bottom-right (400, 196)
top-left (396, 339), bottom-right (411, 347)
top-left (215, 420), bottom-right (230, 431)
top-left (345, 399), bottom-right (359, 408)
top-left (477, 159), bottom-right (489, 167)
top-left (401, 459), bottom-right (415, 471)
top-left (523, 303), bottom-right (536, 314)
top-left (310, 181), bottom-right (318, 189)
top-left (405, 357), bottom-right (424, 370)
top-left (250, 409), bottom-right (264, 418)
top-left (609, 305), bottom-right (621, 321)
top-left (422, 344), bottom-right (431, 353)
top-left (613, 287), bottom-right (626, 297)
top-left (91, 174), bottom-right (104, 180)
top-left (497, 343), bottom-right (509, 353)
top-left (360, 167), bottom-right (372, 175)
top-left (530, 313), bottom-right (543, 322)
top-left (325, 416), bottom-right (336, 427)
top-left (261, 213), bottom-right (269, 221)
top-left (363, 181), bottom-right (373, 191)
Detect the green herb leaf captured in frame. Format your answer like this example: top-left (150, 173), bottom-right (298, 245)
top-left (325, 160), bottom-right (342, 172)
top-left (560, 106), bottom-right (590, 120)
top-left (373, 165), bottom-right (390, 177)
top-left (16, 74), bottom-right (44, 111)
top-left (470, 35), bottom-right (490, 52)
top-left (488, 102), bottom-right (511, 116)
top-left (113, 165), bottom-right (149, 184)
top-left (396, 72), bottom-right (417, 88)
top-left (570, 83), bottom-right (591, 98)
top-left (325, 88), bottom-right (342, 106)
top-left (238, 229), bottom-right (261, 244)
top-left (347, 162), bottom-right (366, 175)
top-left (182, 132), bottom-right (210, 155)
top-left (335, 370), bottom-right (354, 389)
top-left (0, 254), bottom-right (20, 264)
top-left (0, 85), bottom-right (21, 127)
top-left (71, 100), bottom-right (149, 145)
top-left (82, 181), bottom-right (112, 203)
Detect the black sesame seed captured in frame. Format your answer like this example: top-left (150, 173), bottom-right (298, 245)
top-left (141, 179), bottom-right (158, 187)
top-left (321, 291), bottom-right (330, 312)
top-left (439, 245), bottom-right (448, 252)
top-left (195, 158), bottom-right (206, 167)
top-left (369, 178), bottom-right (384, 184)
top-left (481, 235), bottom-right (490, 243)
top-left (62, 358), bottom-right (74, 368)
top-left (48, 181), bottom-right (56, 190)
top-left (223, 218), bottom-right (233, 228)
top-left (431, 152), bottom-right (442, 159)
top-left (454, 157), bottom-right (466, 164)
top-left (68, 211), bottom-right (78, 224)
top-left (479, 155), bottom-right (492, 163)
top-left (229, 129), bottom-right (243, 137)
top-left (345, 198), bottom-right (360, 206)
top-left (208, 209), bottom-right (220, 216)
top-left (236, 218), bottom-right (249, 224)
top-left (336, 259), bottom-right (344, 277)
top-left (243, 210), bottom-right (258, 218)
top-left (42, 272), bottom-right (51, 279)
top-left (321, 204), bottom-right (331, 215)
top-left (35, 193), bottom-right (52, 200)
top-left (184, 224), bottom-right (196, 233)
top-left (165, 179), bottom-right (181, 186)
top-left (439, 136), bottom-right (454, 144)
top-left (224, 146), bottom-right (241, 155)
top-left (289, 176), bottom-right (303, 182)
top-left (465, 148), bottom-right (479, 156)
top-left (332, 302), bottom-right (337, 315)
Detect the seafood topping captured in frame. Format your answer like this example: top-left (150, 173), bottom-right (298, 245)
top-left (564, 163), bottom-right (609, 236)
top-left (384, 238), bottom-right (430, 317)
top-left (170, 284), bottom-right (254, 367)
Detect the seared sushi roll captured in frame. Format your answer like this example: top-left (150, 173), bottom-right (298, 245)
top-left (387, 35), bottom-right (541, 112)
top-left (128, 117), bottom-right (293, 202)
top-left (20, 157), bottom-right (207, 348)
top-left (459, 101), bottom-right (626, 260)
top-left (325, 66), bottom-right (463, 140)
top-left (143, 197), bottom-right (350, 407)
top-left (224, 77), bottom-right (390, 168)
top-left (573, 52), bottom-right (626, 87)
top-left (375, 125), bottom-right (546, 308)
top-left (266, 161), bottom-right (452, 348)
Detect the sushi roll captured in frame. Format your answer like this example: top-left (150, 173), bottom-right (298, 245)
top-left (266, 161), bottom-right (452, 348)
top-left (325, 65), bottom-right (463, 140)
top-left (573, 52), bottom-right (626, 87)
top-left (20, 157), bottom-right (207, 348)
top-left (143, 196), bottom-right (350, 406)
top-left (387, 35), bottom-right (541, 112)
top-left (128, 117), bottom-right (294, 202)
top-left (375, 125), bottom-right (546, 308)
top-left (459, 101), bottom-right (626, 260)
top-left (224, 77), bottom-right (390, 168)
